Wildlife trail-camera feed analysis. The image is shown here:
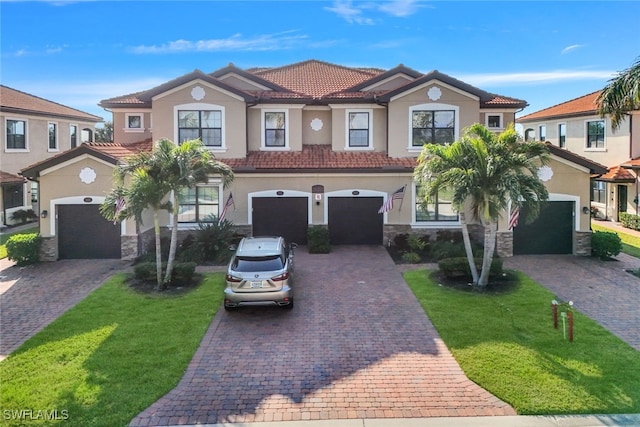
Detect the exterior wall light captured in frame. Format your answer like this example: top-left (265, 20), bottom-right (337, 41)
top-left (40, 210), bottom-right (48, 219)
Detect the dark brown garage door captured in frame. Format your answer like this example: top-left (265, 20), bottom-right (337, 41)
top-left (328, 197), bottom-right (383, 245)
top-left (252, 197), bottom-right (308, 244)
top-left (58, 204), bottom-right (121, 259)
top-left (513, 201), bottom-right (574, 255)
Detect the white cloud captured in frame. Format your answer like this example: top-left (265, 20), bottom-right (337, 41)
top-left (324, 0), bottom-right (375, 25)
top-left (129, 31), bottom-right (309, 54)
top-left (379, 0), bottom-right (424, 17)
top-left (458, 70), bottom-right (616, 86)
top-left (561, 44), bottom-right (585, 54)
top-left (325, 0), bottom-right (422, 24)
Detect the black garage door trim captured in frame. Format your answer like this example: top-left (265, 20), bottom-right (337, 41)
top-left (328, 197), bottom-right (383, 245)
top-left (58, 204), bottom-right (121, 259)
top-left (513, 201), bottom-right (574, 255)
top-left (252, 197), bottom-right (308, 244)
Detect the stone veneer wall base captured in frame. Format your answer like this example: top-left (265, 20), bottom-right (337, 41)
top-left (39, 236), bottom-right (57, 261)
top-left (574, 231), bottom-right (591, 256)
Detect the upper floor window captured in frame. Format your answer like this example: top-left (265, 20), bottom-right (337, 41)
top-left (412, 110), bottom-right (455, 147)
top-left (486, 114), bottom-right (503, 130)
top-left (178, 110), bottom-right (222, 147)
top-left (70, 125), bottom-right (77, 148)
top-left (6, 119), bottom-right (26, 150)
top-left (347, 110), bottom-right (372, 149)
top-left (125, 114), bottom-right (143, 132)
top-left (538, 125), bottom-right (546, 142)
top-left (558, 123), bottom-right (566, 148)
top-left (48, 122), bottom-right (58, 151)
top-left (177, 185), bottom-right (220, 223)
top-left (415, 186), bottom-right (458, 222)
top-left (586, 120), bottom-right (605, 149)
top-left (263, 111), bottom-right (287, 148)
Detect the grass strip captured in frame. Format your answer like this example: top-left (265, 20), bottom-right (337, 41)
top-left (0, 273), bottom-right (225, 426)
top-left (404, 269), bottom-right (640, 415)
top-left (591, 223), bottom-right (640, 258)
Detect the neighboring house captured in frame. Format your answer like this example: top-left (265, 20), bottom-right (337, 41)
top-left (20, 60), bottom-right (605, 261)
top-left (518, 90), bottom-right (640, 221)
top-left (1, 85), bottom-right (103, 226)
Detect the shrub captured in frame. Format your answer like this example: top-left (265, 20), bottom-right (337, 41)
top-left (393, 233), bottom-right (410, 250)
top-left (619, 212), bottom-right (640, 231)
top-left (308, 226), bottom-right (330, 253)
top-left (407, 234), bottom-right (427, 252)
top-left (591, 230), bottom-right (622, 259)
top-left (431, 240), bottom-right (467, 260)
top-left (436, 229), bottom-right (463, 244)
top-left (402, 251), bottom-right (421, 263)
top-left (193, 218), bottom-right (235, 263)
top-left (133, 261), bottom-right (197, 285)
top-left (438, 257), bottom-right (503, 280)
top-left (10, 209), bottom-right (37, 224)
top-left (172, 262), bottom-right (197, 284)
top-left (133, 262), bottom-right (158, 282)
top-left (6, 233), bottom-right (41, 266)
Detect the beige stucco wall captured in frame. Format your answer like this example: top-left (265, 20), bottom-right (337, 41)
top-left (111, 110), bottom-right (152, 144)
top-left (247, 105), bottom-right (304, 152)
top-left (329, 105), bottom-right (387, 152)
top-left (301, 109), bottom-right (332, 145)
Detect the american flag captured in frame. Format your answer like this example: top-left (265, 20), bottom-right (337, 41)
top-left (219, 192), bottom-right (235, 223)
top-left (508, 206), bottom-right (520, 230)
top-left (113, 197), bottom-right (126, 224)
top-left (378, 185), bottom-right (406, 214)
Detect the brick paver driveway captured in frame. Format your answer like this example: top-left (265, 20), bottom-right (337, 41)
top-left (0, 258), bottom-right (128, 359)
top-left (504, 254), bottom-right (640, 351)
top-left (131, 246), bottom-right (514, 426)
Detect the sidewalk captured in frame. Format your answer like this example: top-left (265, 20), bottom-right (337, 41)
top-left (592, 219), bottom-right (640, 238)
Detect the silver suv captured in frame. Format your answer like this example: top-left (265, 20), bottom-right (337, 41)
top-left (224, 236), bottom-right (295, 310)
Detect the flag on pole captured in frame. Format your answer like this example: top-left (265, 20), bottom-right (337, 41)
top-left (219, 192), bottom-right (235, 223)
top-left (508, 206), bottom-right (520, 230)
top-left (113, 197), bottom-right (126, 224)
top-left (378, 185), bottom-right (406, 214)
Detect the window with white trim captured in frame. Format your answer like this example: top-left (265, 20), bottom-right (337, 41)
top-left (586, 120), bottom-right (605, 149)
top-left (415, 186), bottom-right (458, 222)
top-left (48, 122), bottom-right (58, 151)
top-left (347, 110), bottom-right (372, 148)
top-left (411, 109), bottom-right (455, 146)
top-left (177, 186), bottom-right (220, 223)
top-left (125, 114), bottom-right (143, 131)
top-left (558, 123), bottom-right (566, 148)
top-left (486, 114), bottom-right (502, 129)
top-left (70, 125), bottom-right (78, 148)
top-left (591, 180), bottom-right (606, 203)
top-left (178, 110), bottom-right (222, 147)
top-left (264, 111), bottom-right (286, 148)
top-left (6, 119), bottom-right (27, 150)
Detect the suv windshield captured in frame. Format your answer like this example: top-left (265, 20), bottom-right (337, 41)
top-left (232, 255), bottom-right (284, 272)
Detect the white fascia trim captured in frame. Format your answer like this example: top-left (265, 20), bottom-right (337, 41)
top-left (49, 195), bottom-right (126, 236)
top-left (390, 79), bottom-right (481, 103)
top-left (173, 102), bottom-right (226, 150)
top-left (152, 79), bottom-right (246, 102)
top-left (218, 72), bottom-right (271, 90)
top-left (360, 73), bottom-right (415, 92)
top-left (247, 189), bottom-right (312, 225)
top-left (252, 104), bottom-right (305, 110)
top-left (407, 103), bottom-right (460, 150)
top-left (344, 108), bottom-right (374, 150)
top-left (324, 189), bottom-right (386, 225)
top-left (39, 153), bottom-right (116, 176)
top-left (328, 104), bottom-right (384, 110)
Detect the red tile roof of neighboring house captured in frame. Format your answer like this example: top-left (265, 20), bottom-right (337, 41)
top-left (0, 85), bottom-right (103, 122)
top-left (621, 158), bottom-right (640, 169)
top-left (85, 139), bottom-right (153, 160)
top-left (518, 91), bottom-right (602, 122)
top-left (224, 144), bottom-right (416, 172)
top-left (596, 165), bottom-right (636, 183)
top-left (0, 170), bottom-right (26, 185)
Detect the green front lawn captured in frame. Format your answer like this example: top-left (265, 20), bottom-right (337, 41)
top-left (405, 269), bottom-right (640, 415)
top-left (0, 226), bottom-right (39, 259)
top-left (591, 223), bottom-right (640, 258)
top-left (0, 273), bottom-right (225, 426)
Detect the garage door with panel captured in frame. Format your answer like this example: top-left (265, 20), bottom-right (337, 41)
top-left (513, 201), bottom-right (574, 255)
top-left (58, 204), bottom-right (121, 259)
top-left (252, 197), bottom-right (308, 244)
top-left (328, 197), bottom-right (383, 245)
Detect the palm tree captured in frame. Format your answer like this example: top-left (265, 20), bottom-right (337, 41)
top-left (597, 56), bottom-right (640, 130)
top-left (101, 162), bottom-right (172, 290)
top-left (415, 123), bottom-right (550, 287)
top-left (154, 139), bottom-right (234, 285)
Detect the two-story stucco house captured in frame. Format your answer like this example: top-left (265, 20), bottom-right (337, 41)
top-left (518, 90), bottom-right (640, 222)
top-left (1, 85), bottom-right (103, 226)
top-left (21, 60), bottom-right (605, 261)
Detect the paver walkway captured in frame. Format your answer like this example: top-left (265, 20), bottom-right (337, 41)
top-left (130, 246), bottom-right (514, 426)
top-left (0, 257), bottom-right (129, 359)
top-left (504, 253), bottom-right (640, 351)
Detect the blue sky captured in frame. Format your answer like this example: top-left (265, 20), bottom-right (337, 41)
top-left (1, 0), bottom-right (639, 122)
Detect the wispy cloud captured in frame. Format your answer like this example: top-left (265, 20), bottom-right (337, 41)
top-left (5, 45), bottom-right (67, 57)
top-left (379, 0), bottom-right (426, 17)
top-left (561, 44), bottom-right (585, 54)
top-left (129, 31), bottom-right (308, 54)
top-left (324, 0), bottom-right (376, 25)
top-left (459, 70), bottom-right (616, 86)
top-left (325, 0), bottom-right (423, 24)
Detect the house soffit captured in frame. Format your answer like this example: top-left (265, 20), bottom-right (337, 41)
top-left (151, 78), bottom-right (247, 103)
top-left (389, 79), bottom-right (480, 103)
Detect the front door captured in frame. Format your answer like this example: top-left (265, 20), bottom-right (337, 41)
top-left (618, 185), bottom-right (628, 221)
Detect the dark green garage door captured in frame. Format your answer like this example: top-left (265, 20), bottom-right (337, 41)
top-left (513, 201), bottom-right (574, 255)
top-left (328, 197), bottom-right (383, 244)
top-left (252, 197), bottom-right (308, 244)
top-left (58, 204), bottom-right (121, 259)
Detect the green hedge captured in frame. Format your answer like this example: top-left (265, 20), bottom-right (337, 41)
top-left (133, 261), bottom-right (197, 285)
top-left (591, 231), bottom-right (622, 259)
top-left (308, 226), bottom-right (331, 253)
top-left (438, 256), bottom-right (503, 279)
top-left (619, 212), bottom-right (640, 231)
top-left (6, 233), bottom-right (41, 266)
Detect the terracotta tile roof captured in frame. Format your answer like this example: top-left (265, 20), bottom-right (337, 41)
top-left (596, 165), bottom-right (636, 182)
top-left (224, 144), bottom-right (416, 172)
top-left (0, 170), bottom-right (26, 185)
top-left (518, 91), bottom-right (602, 122)
top-left (0, 85), bottom-right (103, 122)
top-left (85, 139), bottom-right (153, 160)
top-left (545, 143), bottom-right (608, 174)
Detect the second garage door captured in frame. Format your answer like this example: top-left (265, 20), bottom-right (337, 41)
top-left (328, 197), bottom-right (383, 245)
top-left (58, 204), bottom-right (121, 259)
top-left (513, 201), bottom-right (574, 255)
top-left (252, 197), bottom-right (308, 244)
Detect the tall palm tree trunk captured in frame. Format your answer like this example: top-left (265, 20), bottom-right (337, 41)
top-left (478, 220), bottom-right (498, 287)
top-left (164, 192), bottom-right (180, 285)
top-left (459, 212), bottom-right (479, 284)
top-left (153, 212), bottom-right (163, 290)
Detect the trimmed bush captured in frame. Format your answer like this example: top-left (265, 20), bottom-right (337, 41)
top-left (6, 233), bottom-right (41, 266)
top-left (308, 226), bottom-right (330, 253)
top-left (431, 240), bottom-right (467, 260)
top-left (172, 261), bottom-right (197, 284)
top-left (619, 212), bottom-right (640, 231)
top-left (591, 230), bottom-right (622, 259)
top-left (402, 251), bottom-right (421, 263)
top-left (438, 256), bottom-right (503, 280)
top-left (133, 261), bottom-right (197, 285)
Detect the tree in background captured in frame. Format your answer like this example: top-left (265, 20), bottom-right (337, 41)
top-left (95, 121), bottom-right (114, 142)
top-left (597, 56), bottom-right (640, 130)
